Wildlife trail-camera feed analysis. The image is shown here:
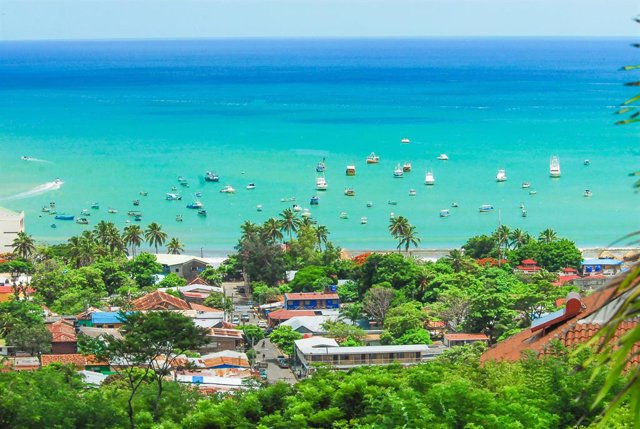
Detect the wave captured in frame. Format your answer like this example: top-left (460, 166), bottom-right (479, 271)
top-left (22, 157), bottom-right (52, 163)
top-left (0, 180), bottom-right (63, 201)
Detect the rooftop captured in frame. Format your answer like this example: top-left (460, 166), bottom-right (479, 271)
top-left (0, 207), bottom-right (23, 219)
top-left (132, 290), bottom-right (190, 311)
top-left (47, 320), bottom-right (77, 343)
top-left (582, 258), bottom-right (623, 266)
top-left (294, 336), bottom-right (434, 355)
top-left (267, 309), bottom-right (316, 321)
top-left (285, 292), bottom-right (340, 300)
top-left (444, 333), bottom-right (489, 341)
top-left (91, 312), bottom-right (125, 325)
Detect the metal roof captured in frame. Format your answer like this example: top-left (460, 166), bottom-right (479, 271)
top-left (582, 258), bottom-right (623, 266)
top-left (295, 336), bottom-right (433, 355)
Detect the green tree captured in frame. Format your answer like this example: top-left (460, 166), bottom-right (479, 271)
top-left (123, 225), bottom-right (143, 257)
top-left (444, 249), bottom-right (475, 273)
top-left (363, 286), bottom-right (396, 326)
top-left (144, 222), bottom-right (167, 254)
top-left (398, 224), bottom-right (421, 253)
top-left (315, 225), bottom-right (330, 252)
top-left (203, 292), bottom-right (233, 312)
top-left (238, 324), bottom-right (265, 348)
top-left (237, 233), bottom-right (285, 286)
top-left (339, 302), bottom-right (363, 323)
top-left (388, 215), bottom-right (409, 250)
top-left (322, 320), bottom-right (366, 344)
top-left (94, 221), bottom-right (126, 255)
top-left (199, 266), bottom-right (222, 287)
top-left (261, 218), bottom-right (284, 244)
top-left (288, 265), bottom-right (331, 292)
top-left (6, 322), bottom-right (52, 356)
top-left (462, 234), bottom-right (497, 259)
top-left (279, 208), bottom-right (302, 241)
top-left (381, 301), bottom-right (430, 345)
top-left (336, 280), bottom-right (359, 302)
top-left (268, 325), bottom-right (302, 356)
top-left (67, 232), bottom-right (98, 268)
top-left (157, 273), bottom-right (187, 288)
top-left (12, 231), bottom-right (36, 260)
top-left (126, 253), bottom-right (163, 289)
top-left (166, 237), bottom-right (184, 255)
top-left (538, 228), bottom-right (558, 244)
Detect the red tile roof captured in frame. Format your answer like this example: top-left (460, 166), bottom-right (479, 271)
top-left (208, 328), bottom-right (243, 339)
top-left (515, 265), bottom-right (541, 272)
top-left (203, 356), bottom-right (250, 368)
top-left (285, 292), bottom-right (339, 300)
top-left (188, 276), bottom-right (209, 286)
top-left (41, 354), bottom-right (88, 368)
top-left (562, 267), bottom-right (578, 273)
top-left (521, 259), bottom-right (538, 265)
top-left (481, 284), bottom-right (639, 363)
top-left (189, 303), bottom-right (223, 312)
top-left (47, 320), bottom-right (77, 343)
top-left (445, 333), bottom-right (489, 341)
top-left (267, 309), bottom-right (315, 321)
top-left (132, 290), bottom-right (190, 311)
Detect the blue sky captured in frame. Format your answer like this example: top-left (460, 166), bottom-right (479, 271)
top-left (1, 0), bottom-right (638, 40)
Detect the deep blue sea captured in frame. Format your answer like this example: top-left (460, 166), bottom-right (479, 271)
top-left (0, 38), bottom-right (638, 253)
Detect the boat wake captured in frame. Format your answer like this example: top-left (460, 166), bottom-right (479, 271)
top-left (22, 157), bottom-right (52, 163)
top-left (0, 180), bottom-right (64, 201)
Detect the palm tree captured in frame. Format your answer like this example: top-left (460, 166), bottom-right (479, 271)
top-left (67, 232), bottom-right (97, 268)
top-left (12, 232), bottom-right (35, 260)
top-left (399, 225), bottom-right (421, 253)
top-left (279, 208), bottom-right (302, 241)
top-left (445, 249), bottom-right (473, 273)
top-left (167, 237), bottom-right (184, 255)
top-left (389, 216), bottom-right (410, 251)
top-left (315, 225), bottom-right (330, 251)
top-left (538, 228), bottom-right (558, 244)
top-left (144, 222), bottom-right (167, 254)
top-left (240, 221), bottom-right (260, 241)
top-left (261, 218), bottom-right (284, 243)
top-left (95, 221), bottom-right (125, 255)
top-left (339, 303), bottom-right (363, 323)
top-left (123, 225), bottom-right (143, 257)
top-left (509, 228), bottom-right (530, 249)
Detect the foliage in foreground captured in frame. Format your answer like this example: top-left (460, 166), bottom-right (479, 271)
top-left (0, 345), bottom-right (630, 429)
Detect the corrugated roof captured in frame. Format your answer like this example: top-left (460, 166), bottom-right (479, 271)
top-left (132, 290), bottom-right (190, 311)
top-left (582, 258), bottom-right (623, 266)
top-left (267, 309), bottom-right (316, 321)
top-left (91, 312), bottom-right (125, 325)
top-left (47, 320), bottom-right (77, 343)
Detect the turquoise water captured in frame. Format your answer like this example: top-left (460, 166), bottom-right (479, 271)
top-left (0, 38), bottom-right (638, 253)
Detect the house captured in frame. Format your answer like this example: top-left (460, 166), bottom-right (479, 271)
top-left (0, 339), bottom-right (14, 356)
top-left (0, 286), bottom-right (13, 303)
top-left (267, 309), bottom-right (316, 327)
top-left (3, 356), bottom-right (40, 371)
top-left (0, 207), bottom-right (24, 253)
top-left (281, 315), bottom-right (340, 335)
top-left (481, 286), bottom-right (640, 364)
top-left (132, 290), bottom-right (191, 311)
top-left (581, 258), bottom-right (624, 277)
top-left (201, 350), bottom-right (250, 369)
top-left (47, 320), bottom-right (77, 354)
top-left (91, 312), bottom-right (126, 328)
top-left (176, 373), bottom-right (248, 393)
top-left (513, 259), bottom-right (541, 274)
top-left (284, 292), bottom-right (340, 310)
top-left (154, 254), bottom-right (220, 282)
top-left (293, 336), bottom-right (447, 376)
top-left (203, 328), bottom-right (244, 353)
top-left (443, 333), bottom-right (489, 348)
top-left (41, 353), bottom-right (109, 371)
top-left (78, 326), bottom-right (123, 341)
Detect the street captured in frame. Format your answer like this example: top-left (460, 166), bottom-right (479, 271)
top-left (255, 338), bottom-right (297, 384)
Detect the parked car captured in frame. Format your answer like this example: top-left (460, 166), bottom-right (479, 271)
top-left (238, 287), bottom-right (246, 294)
top-left (257, 320), bottom-right (267, 329)
top-left (232, 315), bottom-right (240, 324)
top-left (276, 355), bottom-right (289, 368)
top-left (241, 313), bottom-right (250, 322)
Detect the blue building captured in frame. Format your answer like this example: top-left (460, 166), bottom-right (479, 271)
top-left (91, 312), bottom-right (126, 328)
top-left (581, 258), bottom-right (624, 277)
top-left (284, 292), bottom-right (340, 310)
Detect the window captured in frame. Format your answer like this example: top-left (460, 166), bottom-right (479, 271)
top-left (397, 352), bottom-right (404, 358)
top-left (175, 268), bottom-right (179, 272)
top-left (304, 300), bottom-right (311, 305)
top-left (361, 354), bottom-right (367, 360)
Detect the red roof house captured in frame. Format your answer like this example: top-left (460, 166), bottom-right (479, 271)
top-left (514, 259), bottom-right (541, 274)
top-left (132, 290), bottom-right (191, 311)
top-left (47, 320), bottom-right (77, 354)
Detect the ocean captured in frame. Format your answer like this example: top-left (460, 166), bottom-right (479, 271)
top-left (0, 38), bottom-right (638, 254)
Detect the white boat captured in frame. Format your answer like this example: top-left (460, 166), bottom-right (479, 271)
top-left (360, 217), bottom-right (368, 224)
top-left (176, 215), bottom-right (183, 222)
top-left (496, 169), bottom-right (507, 182)
top-left (408, 189), bottom-right (417, 196)
top-left (316, 158), bottom-right (326, 173)
top-left (108, 208), bottom-right (118, 214)
top-left (440, 209), bottom-right (450, 218)
top-left (584, 189), bottom-right (593, 197)
top-left (80, 209), bottom-right (91, 216)
top-left (205, 171), bottom-right (219, 182)
top-left (316, 176), bottom-right (328, 191)
top-left (550, 155), bottom-right (561, 178)
top-left (366, 152), bottom-right (380, 164)
top-left (437, 154), bottom-right (449, 161)
top-left (584, 159), bottom-right (590, 166)
top-left (393, 165), bottom-right (404, 178)
top-left (522, 182), bottom-right (530, 189)
top-left (529, 190), bottom-right (537, 195)
top-left (366, 201), bottom-right (374, 208)
top-left (479, 204), bottom-right (494, 212)
top-left (256, 204), bottom-right (263, 212)
top-left (346, 165), bottom-right (356, 176)
top-left (301, 209), bottom-right (312, 218)
top-left (401, 138), bottom-right (410, 144)
top-left (344, 188), bottom-right (356, 196)
top-left (451, 202), bottom-right (459, 208)
top-left (424, 171), bottom-right (435, 185)
top-left (293, 204), bottom-right (302, 212)
top-left (186, 201), bottom-right (203, 209)
top-left (521, 209), bottom-right (528, 217)
top-left (165, 193), bottom-right (182, 201)
top-left (339, 211), bottom-right (348, 219)
top-left (246, 183), bottom-right (256, 190)
top-left (280, 197), bottom-right (296, 202)
top-left (220, 185), bottom-right (236, 193)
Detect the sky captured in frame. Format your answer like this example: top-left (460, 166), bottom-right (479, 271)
top-left (0, 0), bottom-right (639, 41)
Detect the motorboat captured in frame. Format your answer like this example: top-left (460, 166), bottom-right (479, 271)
top-left (171, 186), bottom-right (178, 191)
top-left (316, 158), bottom-right (326, 173)
top-left (176, 215), bottom-right (183, 222)
top-left (21, 156), bottom-right (31, 161)
top-left (437, 154), bottom-right (449, 161)
top-left (346, 165), bottom-right (356, 176)
top-left (76, 217), bottom-right (89, 225)
top-left (520, 202), bottom-right (525, 209)
top-left (496, 169), bottom-right (507, 182)
top-left (128, 210), bottom-right (142, 217)
top-left (166, 193), bottom-right (182, 201)
top-left (80, 209), bottom-right (91, 216)
top-left (401, 138), bottom-right (410, 144)
top-left (479, 204), bottom-right (494, 212)
top-left (246, 183), bottom-right (256, 190)
top-left (409, 189), bottom-right (417, 196)
top-left (55, 214), bottom-right (74, 221)
top-left (50, 202), bottom-right (56, 208)
top-left (388, 200), bottom-right (398, 206)
top-left (281, 197), bottom-right (296, 202)
top-left (140, 191), bottom-right (148, 196)
top-left (256, 205), bottom-right (263, 212)
top-left (301, 209), bottom-right (312, 218)
top-left (522, 182), bottom-right (530, 189)
top-left (134, 214), bottom-right (143, 222)
top-left (339, 212), bottom-right (349, 219)
top-left (310, 196), bottom-right (319, 205)
top-left (451, 202), bottom-right (459, 208)
top-left (403, 162), bottom-right (412, 172)
top-left (133, 199), bottom-right (140, 206)
top-left (293, 205), bottom-right (302, 212)
top-left (390, 212), bottom-right (395, 218)
top-left (366, 152), bottom-right (380, 164)
top-left (521, 209), bottom-right (528, 217)
top-left (198, 209), bottom-right (207, 216)
top-left (393, 165), bottom-right (404, 178)
top-left (91, 202), bottom-right (99, 210)
top-left (584, 159), bottom-right (590, 166)
top-left (316, 176), bottom-right (328, 191)
top-left (440, 209), bottom-right (450, 218)
top-left (529, 190), bottom-right (537, 195)
top-left (344, 188), bottom-right (356, 197)
top-left (180, 181), bottom-right (189, 188)
top-left (50, 223), bottom-right (57, 229)
top-left (366, 201), bottom-right (373, 208)
top-left (361, 217), bottom-right (368, 224)
top-left (42, 206), bottom-right (50, 213)
top-left (195, 192), bottom-right (202, 197)
top-left (48, 210), bottom-right (57, 215)
top-left (205, 171), bottom-right (220, 182)
top-left (424, 171), bottom-right (435, 185)
top-left (550, 156), bottom-right (561, 178)
top-left (220, 185), bottom-right (236, 193)
top-left (584, 189), bottom-right (593, 197)
top-left (187, 201), bottom-right (204, 209)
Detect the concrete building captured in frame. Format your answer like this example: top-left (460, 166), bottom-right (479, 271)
top-left (154, 254), bottom-right (221, 282)
top-left (284, 292), bottom-right (340, 310)
top-left (443, 333), bottom-right (489, 348)
top-left (0, 207), bottom-right (24, 253)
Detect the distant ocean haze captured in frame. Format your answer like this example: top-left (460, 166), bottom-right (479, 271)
top-left (0, 38), bottom-right (637, 251)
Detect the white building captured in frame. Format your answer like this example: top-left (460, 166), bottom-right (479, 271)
top-left (0, 207), bottom-right (24, 253)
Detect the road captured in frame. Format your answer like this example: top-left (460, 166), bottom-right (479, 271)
top-left (255, 338), bottom-right (297, 384)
